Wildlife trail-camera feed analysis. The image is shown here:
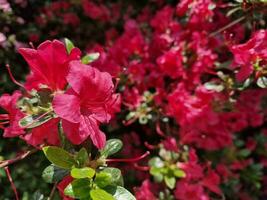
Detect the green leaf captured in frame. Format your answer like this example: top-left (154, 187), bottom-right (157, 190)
top-left (164, 176), bottom-right (176, 189)
top-left (95, 172), bottom-right (112, 188)
top-left (64, 178), bottom-right (91, 199)
top-left (101, 167), bottom-right (124, 186)
top-left (238, 149), bottom-right (251, 158)
top-left (42, 165), bottom-right (69, 183)
top-left (32, 191), bottom-right (45, 200)
top-left (139, 115), bottom-right (148, 124)
top-left (105, 186), bottom-right (136, 200)
top-left (90, 189), bottom-right (115, 200)
top-left (65, 38), bottom-right (75, 54)
top-left (149, 157), bottom-right (164, 168)
top-left (81, 53), bottom-right (100, 64)
top-left (71, 167), bottom-right (95, 179)
top-left (100, 139), bottom-right (123, 158)
top-left (173, 168), bottom-right (186, 178)
top-left (42, 146), bottom-right (76, 169)
top-left (76, 148), bottom-right (89, 167)
top-left (257, 77), bottom-right (267, 88)
top-left (204, 82), bottom-right (224, 92)
top-left (150, 167), bottom-right (163, 182)
top-left (19, 114), bottom-right (52, 129)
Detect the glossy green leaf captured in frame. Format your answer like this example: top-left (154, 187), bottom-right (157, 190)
top-left (257, 77), bottom-right (267, 88)
top-left (101, 167), bottom-right (123, 186)
top-left (148, 157), bottom-right (164, 168)
top-left (65, 38), bottom-right (75, 54)
top-left (19, 114), bottom-right (52, 129)
top-left (95, 172), bottom-right (112, 188)
top-left (76, 148), bottom-right (89, 167)
top-left (173, 168), bottom-right (186, 178)
top-left (150, 167), bottom-right (163, 182)
top-left (164, 176), bottom-right (176, 189)
top-left (42, 165), bottom-right (69, 183)
top-left (100, 139), bottom-right (123, 158)
top-left (42, 146), bottom-right (76, 169)
top-left (150, 166), bottom-right (162, 176)
top-left (64, 178), bottom-right (91, 199)
top-left (71, 167), bottom-right (95, 179)
top-left (105, 186), bottom-right (136, 200)
top-left (90, 188), bottom-right (114, 200)
top-left (81, 53), bottom-right (100, 64)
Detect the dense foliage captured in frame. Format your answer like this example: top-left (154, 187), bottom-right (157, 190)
top-left (1, 0), bottom-right (267, 199)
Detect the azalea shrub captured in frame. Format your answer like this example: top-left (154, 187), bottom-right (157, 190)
top-left (1, 0), bottom-right (267, 200)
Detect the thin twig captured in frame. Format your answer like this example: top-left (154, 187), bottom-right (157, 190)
top-left (209, 16), bottom-right (246, 37)
top-left (4, 167), bottom-right (19, 200)
top-left (0, 149), bottom-right (39, 168)
top-left (48, 182), bottom-right (58, 200)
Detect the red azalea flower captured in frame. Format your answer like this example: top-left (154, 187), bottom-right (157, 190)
top-left (19, 40), bottom-right (81, 91)
top-left (57, 176), bottom-right (74, 200)
top-left (175, 181), bottom-right (209, 200)
top-left (157, 49), bottom-right (183, 79)
top-left (89, 45), bottom-right (121, 76)
top-left (62, 13), bottom-right (80, 27)
top-left (201, 169), bottom-right (222, 195)
top-left (188, 0), bottom-right (215, 31)
top-left (177, 149), bottom-right (204, 181)
top-left (162, 137), bottom-right (179, 152)
top-left (246, 138), bottom-right (257, 151)
top-left (231, 30), bottom-right (267, 81)
top-left (135, 179), bottom-right (157, 200)
top-left (82, 0), bottom-right (110, 22)
top-left (0, 91), bottom-right (24, 137)
top-left (150, 6), bottom-right (174, 33)
top-left (53, 61), bottom-right (119, 149)
top-left (168, 84), bottom-right (232, 150)
top-left (216, 164), bottom-right (231, 182)
top-left (176, 0), bottom-right (193, 17)
top-left (23, 118), bottom-right (60, 146)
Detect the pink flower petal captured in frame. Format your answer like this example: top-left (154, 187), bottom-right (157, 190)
top-left (62, 120), bottom-right (85, 145)
top-left (79, 115), bottom-right (106, 149)
top-left (67, 61), bottom-right (113, 102)
top-left (53, 93), bottom-right (81, 123)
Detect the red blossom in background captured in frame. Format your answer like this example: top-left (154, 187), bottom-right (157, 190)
top-left (174, 181), bottom-right (209, 200)
top-left (231, 30), bottom-right (267, 81)
top-left (157, 49), bottom-right (183, 79)
top-left (135, 179), bottom-right (157, 200)
top-left (168, 84), bottom-right (232, 150)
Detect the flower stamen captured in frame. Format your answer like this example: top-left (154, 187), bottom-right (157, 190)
top-left (5, 64), bottom-right (25, 89)
top-left (133, 163), bottom-right (150, 171)
top-left (106, 151), bottom-right (150, 163)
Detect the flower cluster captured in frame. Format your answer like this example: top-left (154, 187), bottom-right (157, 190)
top-left (1, 40), bottom-right (120, 149)
top-left (1, 0), bottom-right (267, 200)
